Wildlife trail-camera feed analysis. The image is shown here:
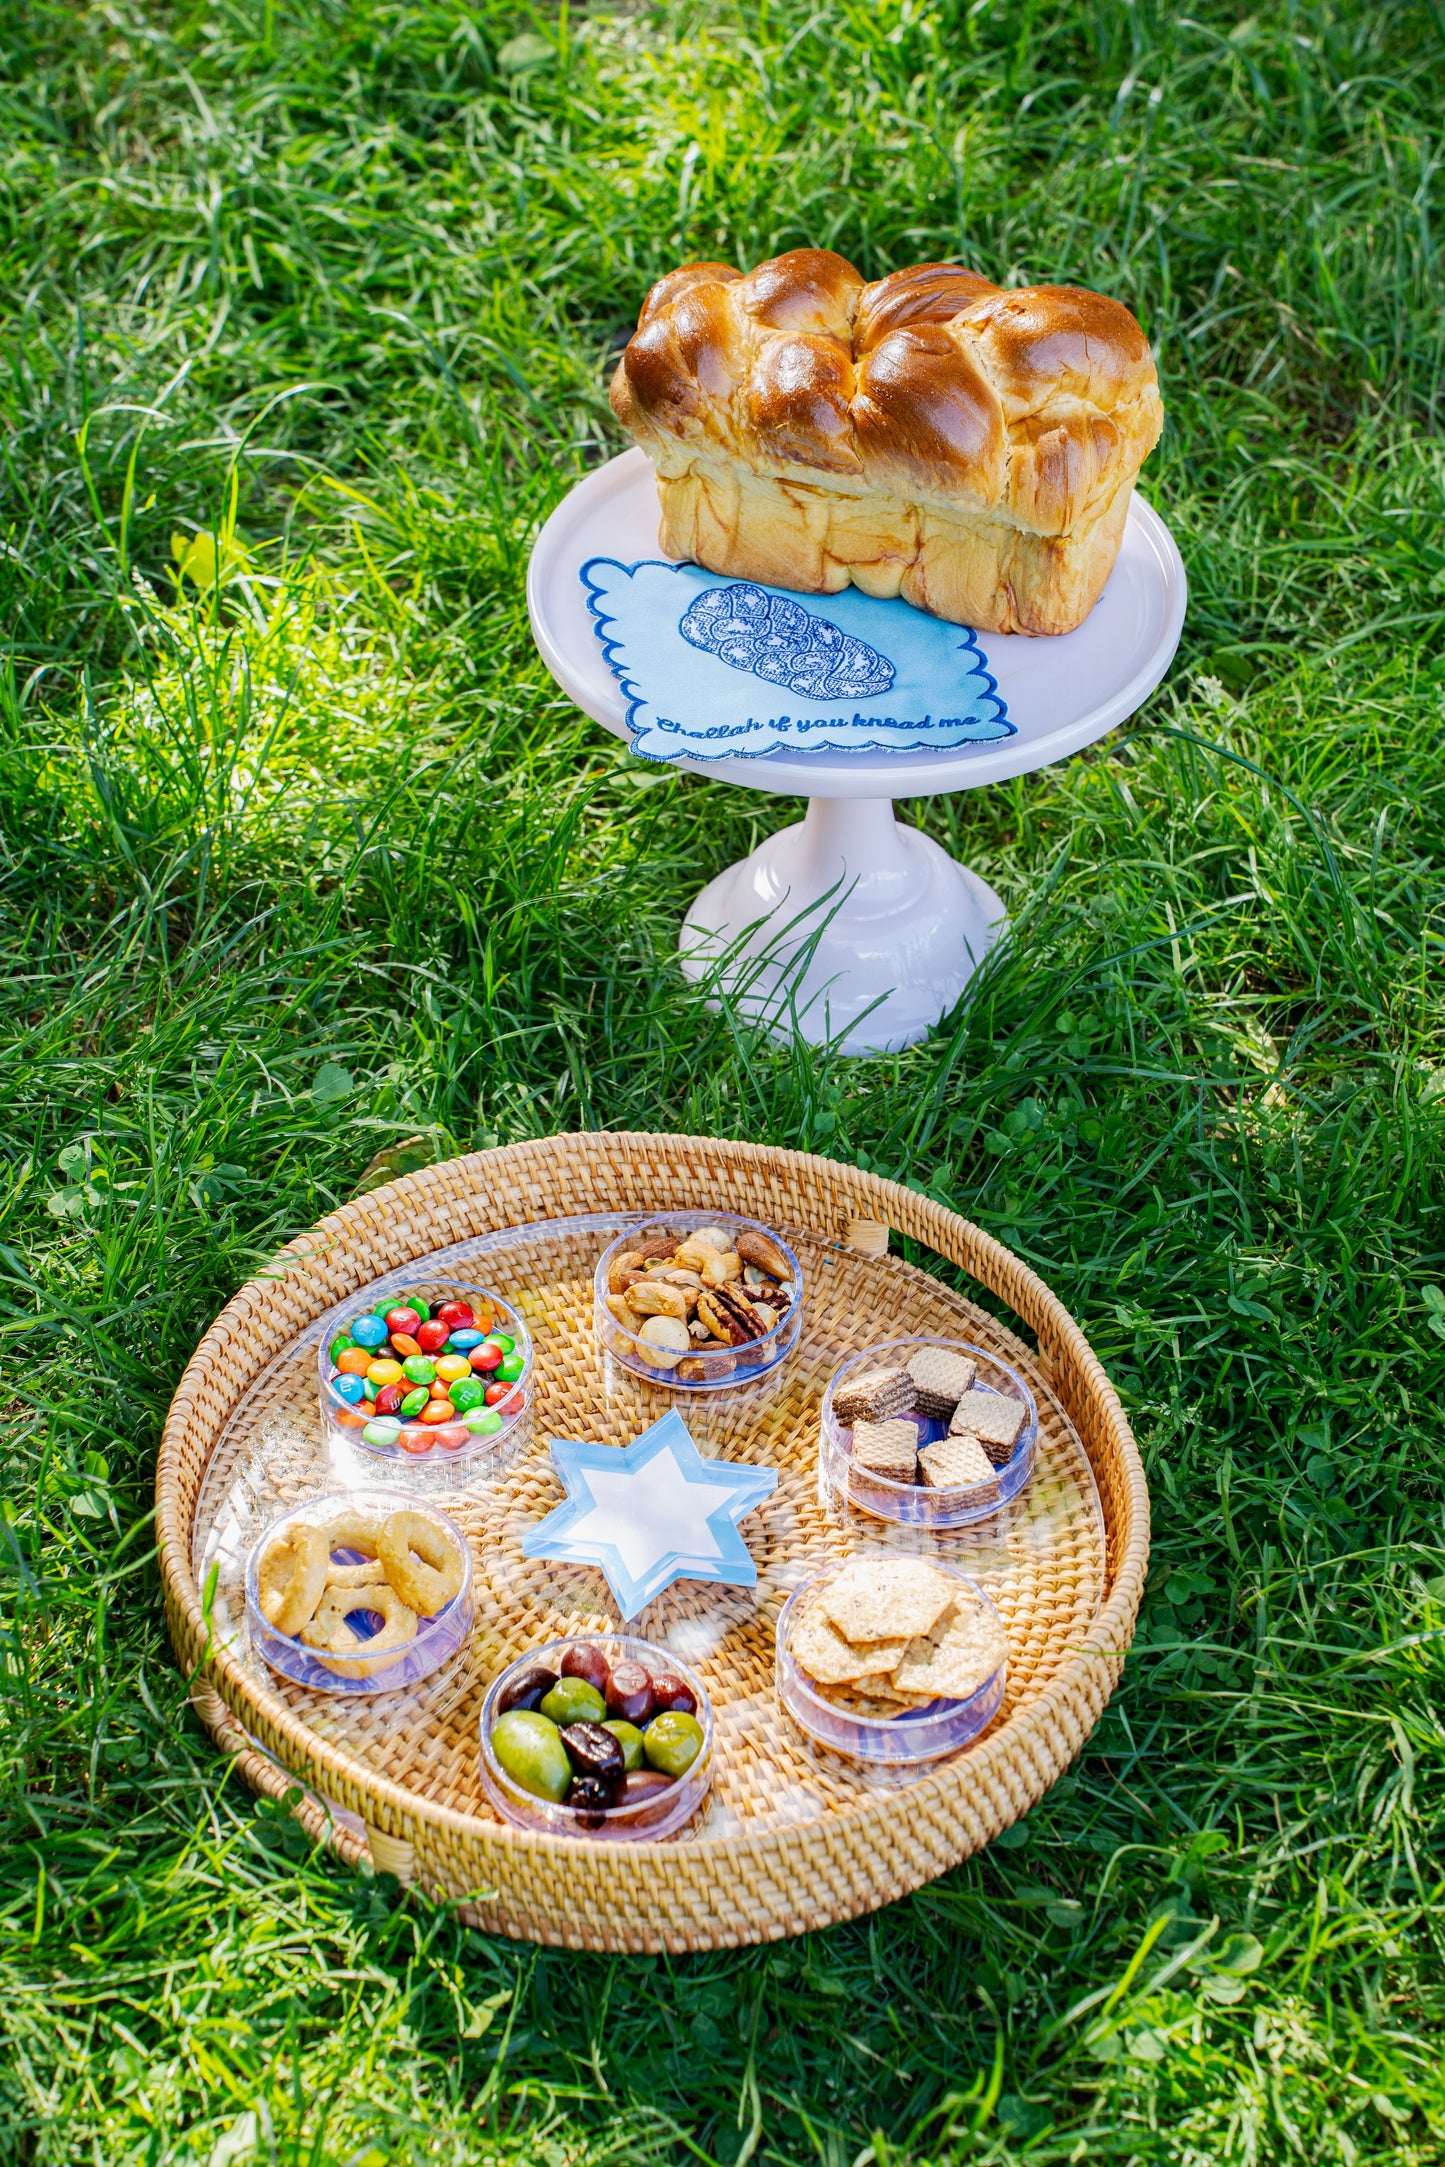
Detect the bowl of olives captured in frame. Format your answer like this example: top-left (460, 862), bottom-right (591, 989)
top-left (479, 1636), bottom-right (713, 1841)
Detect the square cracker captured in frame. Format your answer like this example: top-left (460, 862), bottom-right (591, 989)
top-left (850, 1417), bottom-right (918, 1479)
top-left (950, 1388), bottom-right (1026, 1451)
top-left (833, 1364), bottom-right (916, 1426)
top-left (821, 1557), bottom-right (958, 1644)
top-left (888, 1596), bottom-right (1007, 1702)
top-left (812, 1676), bottom-right (925, 1716)
top-left (789, 1597), bottom-right (911, 1685)
top-left (918, 1432), bottom-right (996, 1491)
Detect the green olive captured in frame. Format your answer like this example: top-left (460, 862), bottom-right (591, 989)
top-left (491, 1710), bottom-right (571, 1802)
top-left (643, 1710), bottom-right (704, 1777)
top-left (539, 1676), bottom-right (606, 1726)
top-left (601, 1719), bottom-right (645, 1772)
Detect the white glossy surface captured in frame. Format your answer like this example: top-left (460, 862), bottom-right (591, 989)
top-left (527, 448), bottom-right (1186, 1049)
top-left (679, 797), bottom-right (1006, 1051)
top-left (527, 447), bottom-right (1187, 799)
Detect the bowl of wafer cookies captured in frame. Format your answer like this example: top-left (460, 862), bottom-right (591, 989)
top-left (819, 1337), bottom-right (1036, 1528)
top-left (776, 1555), bottom-right (1007, 1763)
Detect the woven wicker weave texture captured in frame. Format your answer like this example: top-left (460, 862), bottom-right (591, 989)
top-left (158, 1134), bottom-right (1149, 1951)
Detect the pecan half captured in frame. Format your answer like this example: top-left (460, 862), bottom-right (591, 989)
top-left (696, 1285), bottom-right (765, 1345)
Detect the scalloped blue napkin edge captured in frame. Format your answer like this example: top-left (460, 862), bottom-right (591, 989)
top-left (580, 557), bottom-right (1013, 762)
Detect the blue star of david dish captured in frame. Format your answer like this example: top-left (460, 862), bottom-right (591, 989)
top-left (519, 1410), bottom-right (778, 1620)
top-left (580, 557), bottom-right (1014, 762)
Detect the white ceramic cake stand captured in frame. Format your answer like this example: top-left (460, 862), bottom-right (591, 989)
top-left (528, 447), bottom-right (1186, 1054)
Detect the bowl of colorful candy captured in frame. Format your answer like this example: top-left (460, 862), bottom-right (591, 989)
top-left (819, 1337), bottom-right (1037, 1529)
top-left (479, 1636), bottom-right (713, 1840)
top-left (318, 1280), bottom-right (531, 1466)
top-left (594, 1212), bottom-right (802, 1390)
top-left (246, 1489), bottom-right (474, 1695)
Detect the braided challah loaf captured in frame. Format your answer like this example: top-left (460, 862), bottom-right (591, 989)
top-left (609, 250), bottom-right (1163, 637)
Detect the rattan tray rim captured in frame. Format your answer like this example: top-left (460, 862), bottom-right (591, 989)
top-left (157, 1133), bottom-right (1148, 1938)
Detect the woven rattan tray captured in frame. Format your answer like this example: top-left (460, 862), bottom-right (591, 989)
top-left (158, 1133), bottom-right (1148, 1950)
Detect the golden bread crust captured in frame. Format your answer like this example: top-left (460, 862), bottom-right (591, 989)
top-left (608, 252), bottom-right (1163, 634)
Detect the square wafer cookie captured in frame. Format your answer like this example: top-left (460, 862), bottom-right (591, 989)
top-left (949, 1388), bottom-right (1026, 1461)
top-left (917, 1432), bottom-right (997, 1491)
top-left (905, 1345), bottom-right (977, 1418)
top-left (850, 1417), bottom-right (918, 1480)
top-left (833, 1364), bottom-right (916, 1426)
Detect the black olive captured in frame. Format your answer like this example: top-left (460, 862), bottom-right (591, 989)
top-left (495, 1664), bottom-right (558, 1716)
top-left (559, 1721), bottom-right (626, 1784)
top-left (567, 1773), bottom-right (615, 1826)
top-left (650, 1671), bottom-right (697, 1716)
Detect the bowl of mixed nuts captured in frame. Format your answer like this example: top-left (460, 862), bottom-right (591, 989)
top-left (594, 1213), bottom-right (803, 1389)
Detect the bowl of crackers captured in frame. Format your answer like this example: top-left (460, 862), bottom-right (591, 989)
top-left (245, 1490), bottom-right (474, 1694)
top-left (775, 1555), bottom-right (1007, 1764)
top-left (819, 1338), bottom-right (1037, 1528)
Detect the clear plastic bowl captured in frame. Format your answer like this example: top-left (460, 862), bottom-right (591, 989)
top-left (776, 1560), bottom-right (1006, 1764)
top-left (318, 1278), bottom-right (532, 1470)
top-left (246, 1489), bottom-right (474, 1695)
top-left (594, 1213), bottom-right (802, 1391)
top-left (479, 1635), bottom-right (713, 1840)
top-left (819, 1337), bottom-right (1037, 1529)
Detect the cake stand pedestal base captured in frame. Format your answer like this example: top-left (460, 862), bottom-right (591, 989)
top-left (678, 796), bottom-right (1006, 1055)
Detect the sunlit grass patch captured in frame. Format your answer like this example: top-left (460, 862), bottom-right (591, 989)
top-left (0, 0), bottom-right (1443, 2160)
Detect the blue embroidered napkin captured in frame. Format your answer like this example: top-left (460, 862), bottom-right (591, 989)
top-left (581, 557), bottom-right (1013, 761)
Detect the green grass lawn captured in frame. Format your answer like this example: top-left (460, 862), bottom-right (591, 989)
top-left (2, 0), bottom-right (1444, 2158)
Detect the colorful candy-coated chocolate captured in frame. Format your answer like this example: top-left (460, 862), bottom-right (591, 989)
top-left (435, 1301), bottom-right (476, 1331)
top-left (336, 1346), bottom-right (372, 1377)
top-left (469, 1342), bottom-right (504, 1373)
top-left (416, 1319), bottom-right (449, 1354)
top-left (329, 1333), bottom-right (356, 1364)
top-left (398, 1386), bottom-right (429, 1419)
top-left (385, 1307), bottom-right (422, 1337)
top-left (447, 1328), bottom-right (484, 1350)
top-left (361, 1375), bottom-right (378, 1400)
top-left (490, 1334), bottom-right (515, 1354)
top-left (496, 1353), bottom-right (525, 1384)
top-left (399, 1424), bottom-right (435, 1454)
top-left (435, 1353), bottom-right (471, 1384)
top-left (401, 1355), bottom-right (436, 1385)
top-left (434, 1425), bottom-right (469, 1449)
top-left (449, 1378), bottom-right (486, 1413)
top-left (362, 1417), bottom-right (402, 1448)
top-left (366, 1358), bottom-right (404, 1387)
top-left (462, 1407), bottom-right (502, 1436)
top-left (351, 1315), bottom-right (389, 1349)
top-left (484, 1381), bottom-right (517, 1408)
top-left (374, 1382), bottom-right (405, 1417)
top-left (333, 1373), bottom-right (366, 1405)
top-left (419, 1399), bottom-right (456, 1425)
top-left (388, 1331), bottom-right (423, 1360)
